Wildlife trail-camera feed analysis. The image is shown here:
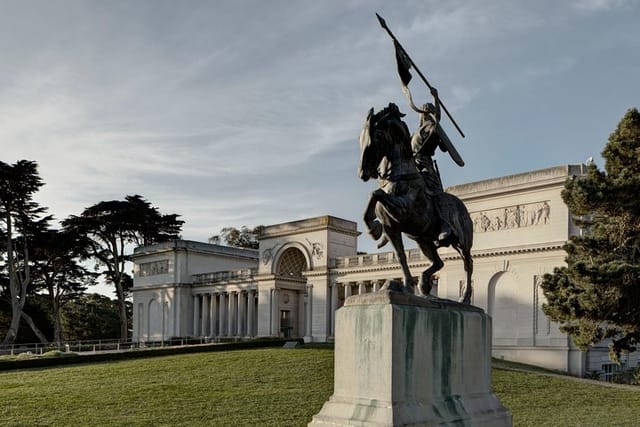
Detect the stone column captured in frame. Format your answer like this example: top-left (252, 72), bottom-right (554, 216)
top-left (373, 280), bottom-right (383, 292)
top-left (238, 291), bottom-right (246, 337)
top-left (330, 281), bottom-right (339, 338)
top-left (210, 293), bottom-right (217, 337)
top-left (247, 290), bottom-right (255, 337)
top-left (271, 288), bottom-right (279, 336)
top-left (305, 285), bottom-right (313, 341)
top-left (201, 294), bottom-right (209, 337)
top-left (345, 283), bottom-right (352, 298)
top-left (358, 281), bottom-right (366, 295)
top-left (218, 292), bottom-right (227, 337)
top-left (192, 295), bottom-right (200, 336)
top-left (228, 291), bottom-right (236, 337)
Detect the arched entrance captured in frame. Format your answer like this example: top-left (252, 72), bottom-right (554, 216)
top-left (488, 271), bottom-right (533, 347)
top-left (274, 246), bottom-right (308, 338)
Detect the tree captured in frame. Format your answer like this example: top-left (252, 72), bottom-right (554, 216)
top-left (0, 294), bottom-right (53, 344)
top-left (61, 294), bottom-right (123, 340)
top-left (542, 108), bottom-right (640, 361)
top-left (209, 225), bottom-right (264, 249)
top-left (0, 160), bottom-right (51, 345)
top-left (30, 228), bottom-right (97, 344)
top-left (63, 195), bottom-right (183, 341)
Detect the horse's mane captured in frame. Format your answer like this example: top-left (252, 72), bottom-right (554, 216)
top-left (372, 103), bottom-right (413, 160)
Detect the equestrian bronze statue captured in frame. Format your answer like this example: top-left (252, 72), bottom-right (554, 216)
top-left (358, 100), bottom-right (473, 304)
top-left (359, 15), bottom-right (474, 304)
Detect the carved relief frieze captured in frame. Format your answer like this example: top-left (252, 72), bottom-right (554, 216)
top-left (470, 201), bottom-right (550, 233)
top-left (138, 260), bottom-right (169, 277)
top-left (306, 239), bottom-right (324, 260)
top-left (262, 247), bottom-right (275, 265)
top-left (262, 241), bottom-right (283, 265)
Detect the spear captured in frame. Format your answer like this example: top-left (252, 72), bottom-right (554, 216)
top-left (376, 13), bottom-right (465, 138)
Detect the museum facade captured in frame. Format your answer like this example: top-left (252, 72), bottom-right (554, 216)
top-left (131, 165), bottom-right (638, 376)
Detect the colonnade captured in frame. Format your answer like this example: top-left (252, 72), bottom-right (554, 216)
top-left (192, 289), bottom-right (257, 338)
top-left (192, 279), bottom-right (413, 340)
top-left (327, 279), bottom-right (389, 337)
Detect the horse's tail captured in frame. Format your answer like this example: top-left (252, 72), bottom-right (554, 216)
top-left (441, 192), bottom-right (473, 251)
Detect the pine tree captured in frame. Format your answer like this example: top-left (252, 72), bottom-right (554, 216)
top-left (63, 195), bottom-right (183, 341)
top-left (0, 160), bottom-right (51, 344)
top-left (541, 108), bottom-right (640, 361)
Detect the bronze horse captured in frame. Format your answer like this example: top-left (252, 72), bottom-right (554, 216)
top-left (358, 103), bottom-right (474, 304)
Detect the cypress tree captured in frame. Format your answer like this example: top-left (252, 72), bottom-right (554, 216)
top-left (542, 108), bottom-right (640, 362)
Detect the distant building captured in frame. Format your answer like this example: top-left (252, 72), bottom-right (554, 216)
top-left (131, 165), bottom-right (639, 376)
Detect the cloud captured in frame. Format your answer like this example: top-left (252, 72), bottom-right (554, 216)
top-left (489, 57), bottom-right (576, 92)
top-left (572, 0), bottom-right (630, 12)
top-left (400, 1), bottom-right (544, 58)
top-left (2, 0), bottom-right (639, 258)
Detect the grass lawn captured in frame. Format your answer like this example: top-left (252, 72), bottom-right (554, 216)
top-left (0, 347), bottom-right (639, 426)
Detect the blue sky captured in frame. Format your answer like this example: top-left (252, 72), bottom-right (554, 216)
top-left (3, 0), bottom-right (640, 258)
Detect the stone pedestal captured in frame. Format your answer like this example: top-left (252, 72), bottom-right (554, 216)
top-left (309, 290), bottom-right (512, 426)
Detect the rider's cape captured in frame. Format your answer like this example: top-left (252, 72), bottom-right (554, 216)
top-left (400, 84), bottom-right (464, 168)
top-left (436, 124), bottom-right (464, 167)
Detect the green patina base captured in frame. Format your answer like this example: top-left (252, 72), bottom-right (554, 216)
top-left (309, 290), bottom-right (512, 426)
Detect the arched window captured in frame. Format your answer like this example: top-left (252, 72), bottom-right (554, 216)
top-left (276, 247), bottom-right (307, 277)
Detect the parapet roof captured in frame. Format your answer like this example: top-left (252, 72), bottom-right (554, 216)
top-left (260, 215), bottom-right (359, 239)
top-left (131, 239), bottom-right (258, 260)
top-left (447, 164), bottom-right (588, 200)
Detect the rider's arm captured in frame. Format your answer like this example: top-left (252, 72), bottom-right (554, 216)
top-left (430, 87), bottom-right (441, 123)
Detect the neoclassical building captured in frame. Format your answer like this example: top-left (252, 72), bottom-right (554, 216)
top-left (131, 165), bottom-right (638, 376)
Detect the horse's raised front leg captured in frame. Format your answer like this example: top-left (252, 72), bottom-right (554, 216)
top-left (415, 238), bottom-right (444, 297)
top-left (363, 189), bottom-right (384, 241)
top-left (385, 227), bottom-right (414, 293)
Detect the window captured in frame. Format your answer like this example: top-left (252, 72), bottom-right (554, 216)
top-left (276, 248), bottom-right (307, 277)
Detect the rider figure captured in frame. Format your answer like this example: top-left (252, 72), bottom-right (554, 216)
top-left (410, 87), bottom-right (452, 246)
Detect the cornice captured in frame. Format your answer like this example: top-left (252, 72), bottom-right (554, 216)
top-left (331, 241), bottom-right (566, 276)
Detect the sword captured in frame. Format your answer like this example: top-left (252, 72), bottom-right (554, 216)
top-left (376, 13), bottom-right (466, 139)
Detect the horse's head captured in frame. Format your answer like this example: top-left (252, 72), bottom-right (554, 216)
top-left (358, 108), bottom-right (378, 182)
top-left (358, 103), bottom-right (410, 182)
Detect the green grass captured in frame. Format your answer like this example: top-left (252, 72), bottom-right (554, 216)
top-left (0, 348), bottom-right (333, 426)
top-left (0, 347), bottom-right (639, 426)
top-left (494, 368), bottom-right (640, 426)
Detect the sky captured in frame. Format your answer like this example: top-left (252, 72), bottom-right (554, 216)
top-left (3, 0), bottom-right (640, 277)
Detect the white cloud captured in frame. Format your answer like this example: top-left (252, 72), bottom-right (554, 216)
top-left (401, 1), bottom-right (544, 58)
top-left (572, 0), bottom-right (630, 12)
top-left (2, 0), bottom-right (639, 260)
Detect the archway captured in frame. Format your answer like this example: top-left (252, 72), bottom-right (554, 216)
top-left (488, 271), bottom-right (532, 346)
top-left (274, 246), bottom-right (308, 338)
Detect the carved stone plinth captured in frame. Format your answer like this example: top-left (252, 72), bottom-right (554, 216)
top-left (309, 290), bottom-right (512, 426)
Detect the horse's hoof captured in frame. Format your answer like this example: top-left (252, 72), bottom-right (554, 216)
top-left (376, 236), bottom-right (389, 249)
top-left (416, 284), bottom-right (432, 297)
top-left (382, 279), bottom-right (403, 292)
top-left (368, 220), bottom-right (383, 240)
